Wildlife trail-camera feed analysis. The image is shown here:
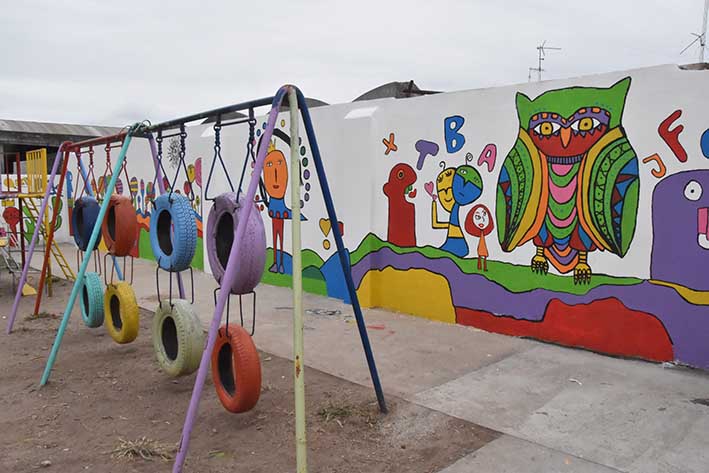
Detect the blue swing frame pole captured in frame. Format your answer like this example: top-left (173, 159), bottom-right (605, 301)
top-left (295, 88), bottom-right (388, 414)
top-left (75, 153), bottom-right (124, 281)
top-left (40, 126), bottom-right (139, 386)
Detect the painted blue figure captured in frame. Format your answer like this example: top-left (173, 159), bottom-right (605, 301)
top-left (432, 164), bottom-right (483, 257)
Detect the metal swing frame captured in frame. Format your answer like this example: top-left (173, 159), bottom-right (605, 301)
top-left (5, 85), bottom-right (388, 473)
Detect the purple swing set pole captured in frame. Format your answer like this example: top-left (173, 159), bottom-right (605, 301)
top-left (172, 86), bottom-right (289, 473)
top-left (6, 143), bottom-right (68, 334)
top-left (147, 133), bottom-right (186, 299)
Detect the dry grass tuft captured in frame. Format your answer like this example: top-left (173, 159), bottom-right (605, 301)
top-left (110, 437), bottom-right (176, 462)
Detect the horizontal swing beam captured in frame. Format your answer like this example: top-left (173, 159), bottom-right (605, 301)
top-left (140, 96), bottom-right (274, 133)
top-left (65, 131), bottom-right (128, 152)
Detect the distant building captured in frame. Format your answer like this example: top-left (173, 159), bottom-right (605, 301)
top-left (0, 119), bottom-right (120, 173)
top-left (353, 81), bottom-right (440, 102)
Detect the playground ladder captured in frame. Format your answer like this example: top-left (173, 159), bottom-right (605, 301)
top-left (22, 197), bottom-right (75, 281)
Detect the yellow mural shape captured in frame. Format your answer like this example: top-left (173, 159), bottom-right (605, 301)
top-left (318, 218), bottom-right (331, 237)
top-left (649, 280), bottom-right (709, 306)
top-left (357, 267), bottom-right (456, 324)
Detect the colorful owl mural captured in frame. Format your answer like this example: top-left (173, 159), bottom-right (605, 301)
top-left (496, 77), bottom-right (639, 284)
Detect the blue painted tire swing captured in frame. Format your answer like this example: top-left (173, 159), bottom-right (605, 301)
top-left (150, 126), bottom-right (202, 378)
top-left (150, 193), bottom-right (197, 272)
top-left (72, 197), bottom-right (102, 252)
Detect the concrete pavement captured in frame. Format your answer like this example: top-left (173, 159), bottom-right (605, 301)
top-left (30, 245), bottom-right (709, 472)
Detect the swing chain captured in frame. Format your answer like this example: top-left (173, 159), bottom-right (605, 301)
top-left (204, 117), bottom-right (235, 200)
top-left (179, 124), bottom-right (187, 166)
top-left (156, 130), bottom-right (163, 159)
top-left (213, 122), bottom-right (222, 176)
top-left (235, 113), bottom-right (258, 204)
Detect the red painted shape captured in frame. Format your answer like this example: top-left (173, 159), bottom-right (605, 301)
top-left (383, 163), bottom-right (417, 247)
top-left (658, 110), bottom-right (687, 163)
top-left (456, 298), bottom-right (673, 362)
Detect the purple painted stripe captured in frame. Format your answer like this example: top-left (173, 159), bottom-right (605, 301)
top-left (351, 247), bottom-right (709, 369)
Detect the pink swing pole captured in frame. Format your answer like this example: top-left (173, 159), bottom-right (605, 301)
top-left (6, 143), bottom-right (69, 334)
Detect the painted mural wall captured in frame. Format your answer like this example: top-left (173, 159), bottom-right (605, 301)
top-left (11, 64), bottom-right (708, 370)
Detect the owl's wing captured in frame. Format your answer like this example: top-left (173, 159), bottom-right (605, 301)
top-left (496, 128), bottom-right (548, 251)
top-left (577, 127), bottom-right (639, 257)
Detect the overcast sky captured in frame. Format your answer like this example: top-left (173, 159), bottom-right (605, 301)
top-left (1, 0), bottom-right (705, 126)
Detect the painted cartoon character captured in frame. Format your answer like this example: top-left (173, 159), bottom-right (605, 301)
top-left (264, 140), bottom-right (305, 273)
top-left (2, 207), bottom-right (20, 246)
top-left (497, 77), bottom-right (639, 284)
top-left (431, 163), bottom-right (483, 257)
top-left (651, 170), bottom-right (709, 292)
top-left (383, 163), bottom-right (417, 247)
top-left (464, 204), bottom-right (494, 271)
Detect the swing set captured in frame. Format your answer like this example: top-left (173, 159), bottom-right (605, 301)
top-left (4, 85), bottom-right (387, 473)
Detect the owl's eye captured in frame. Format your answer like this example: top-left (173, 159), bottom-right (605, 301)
top-left (459, 169), bottom-right (468, 175)
top-left (684, 180), bottom-right (702, 201)
top-left (570, 117), bottom-right (600, 132)
top-left (533, 121), bottom-right (560, 136)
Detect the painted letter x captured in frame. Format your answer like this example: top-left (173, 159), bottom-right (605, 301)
top-left (382, 133), bottom-right (397, 155)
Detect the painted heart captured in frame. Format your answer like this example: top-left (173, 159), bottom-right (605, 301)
top-left (424, 181), bottom-right (435, 198)
top-left (319, 218), bottom-right (332, 237)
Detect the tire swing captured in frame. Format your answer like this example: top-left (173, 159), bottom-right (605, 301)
top-left (150, 193), bottom-right (197, 273)
top-left (72, 197), bottom-right (102, 252)
top-left (80, 271), bottom-right (104, 328)
top-left (99, 149), bottom-right (140, 344)
top-left (204, 117), bottom-right (266, 413)
top-left (150, 126), bottom-right (203, 377)
top-left (71, 147), bottom-right (104, 274)
top-left (206, 192), bottom-right (266, 294)
top-left (211, 323), bottom-right (262, 413)
top-left (104, 280), bottom-right (139, 344)
top-left (152, 299), bottom-right (204, 377)
top-left (101, 195), bottom-right (138, 257)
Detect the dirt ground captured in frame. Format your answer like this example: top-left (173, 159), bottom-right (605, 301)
top-left (1, 278), bottom-right (499, 472)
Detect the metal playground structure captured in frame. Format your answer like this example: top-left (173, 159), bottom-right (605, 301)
top-left (4, 85), bottom-right (387, 473)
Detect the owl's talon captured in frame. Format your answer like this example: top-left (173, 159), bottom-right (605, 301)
top-left (530, 255), bottom-right (549, 275)
top-left (573, 263), bottom-right (592, 285)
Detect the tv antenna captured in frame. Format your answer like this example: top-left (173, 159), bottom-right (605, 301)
top-left (528, 40), bottom-right (562, 82)
top-left (680, 0), bottom-right (709, 63)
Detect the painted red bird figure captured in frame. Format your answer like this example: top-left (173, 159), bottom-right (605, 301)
top-left (383, 163), bottom-right (417, 247)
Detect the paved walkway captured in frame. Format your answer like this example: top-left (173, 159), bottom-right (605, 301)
top-left (33, 246), bottom-right (709, 472)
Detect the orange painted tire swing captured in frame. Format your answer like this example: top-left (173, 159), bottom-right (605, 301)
top-left (210, 324), bottom-right (262, 413)
top-left (101, 195), bottom-right (138, 257)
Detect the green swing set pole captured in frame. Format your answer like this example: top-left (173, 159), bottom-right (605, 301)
top-left (289, 87), bottom-right (307, 472)
top-left (40, 125), bottom-right (139, 386)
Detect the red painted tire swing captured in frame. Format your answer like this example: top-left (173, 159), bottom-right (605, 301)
top-left (102, 195), bottom-right (138, 257)
top-left (205, 116), bottom-right (267, 413)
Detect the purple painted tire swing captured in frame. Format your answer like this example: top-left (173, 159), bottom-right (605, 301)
top-left (206, 192), bottom-right (266, 294)
top-left (204, 114), bottom-right (267, 413)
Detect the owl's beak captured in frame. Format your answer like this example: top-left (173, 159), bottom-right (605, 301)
top-left (560, 127), bottom-right (571, 148)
